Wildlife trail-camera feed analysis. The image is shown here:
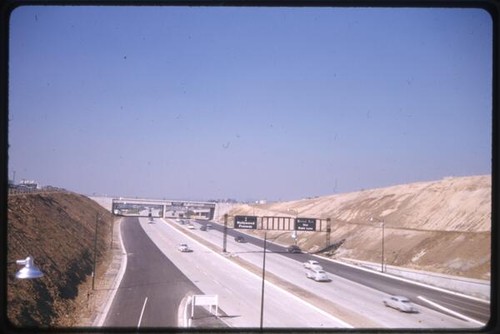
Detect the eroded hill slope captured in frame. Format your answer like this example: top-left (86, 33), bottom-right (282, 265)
top-left (7, 191), bottom-right (113, 327)
top-left (226, 175), bottom-right (491, 279)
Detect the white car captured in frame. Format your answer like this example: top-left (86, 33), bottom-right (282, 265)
top-left (177, 243), bottom-right (192, 252)
top-left (383, 296), bottom-right (418, 313)
top-left (306, 269), bottom-right (330, 282)
top-left (303, 260), bottom-right (322, 270)
top-left (187, 224), bottom-right (195, 229)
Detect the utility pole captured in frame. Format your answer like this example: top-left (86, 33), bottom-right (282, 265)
top-left (110, 215), bottom-right (115, 249)
top-left (92, 214), bottom-right (99, 290)
top-left (223, 214), bottom-right (228, 252)
top-left (260, 231), bottom-right (267, 329)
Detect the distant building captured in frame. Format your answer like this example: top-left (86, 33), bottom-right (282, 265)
top-left (9, 179), bottom-right (41, 192)
top-left (19, 180), bottom-right (40, 190)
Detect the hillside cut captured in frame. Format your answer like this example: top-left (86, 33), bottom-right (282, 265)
top-left (227, 175), bottom-right (491, 280)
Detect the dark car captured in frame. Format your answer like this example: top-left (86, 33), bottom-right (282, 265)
top-left (234, 236), bottom-right (245, 243)
top-left (200, 226), bottom-right (207, 231)
top-left (287, 245), bottom-right (301, 253)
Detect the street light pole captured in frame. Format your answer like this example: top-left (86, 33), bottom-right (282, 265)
top-left (326, 218), bottom-right (331, 249)
top-left (381, 221), bottom-right (385, 272)
top-left (370, 217), bottom-right (385, 273)
top-left (92, 214), bottom-right (99, 290)
top-left (110, 215), bottom-right (114, 249)
top-left (260, 231), bottom-right (267, 329)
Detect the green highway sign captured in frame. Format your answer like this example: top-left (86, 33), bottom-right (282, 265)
top-left (234, 215), bottom-right (257, 229)
top-left (295, 218), bottom-right (317, 231)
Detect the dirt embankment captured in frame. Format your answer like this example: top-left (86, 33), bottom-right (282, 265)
top-left (226, 175), bottom-right (491, 280)
top-left (7, 192), bottom-right (113, 327)
top-left (5, 175), bottom-right (491, 327)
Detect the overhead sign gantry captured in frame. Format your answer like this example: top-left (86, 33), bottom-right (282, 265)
top-left (223, 214), bottom-right (332, 252)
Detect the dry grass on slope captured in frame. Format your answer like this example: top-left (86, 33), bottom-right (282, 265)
top-left (226, 175), bottom-right (491, 280)
top-left (7, 192), bottom-right (113, 327)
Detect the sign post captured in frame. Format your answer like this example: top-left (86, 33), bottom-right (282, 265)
top-left (191, 295), bottom-right (218, 318)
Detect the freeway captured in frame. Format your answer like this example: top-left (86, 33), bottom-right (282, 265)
top-left (178, 218), bottom-right (488, 328)
top-left (103, 217), bottom-right (218, 328)
top-left (104, 216), bottom-right (351, 328)
top-left (139, 217), bottom-right (352, 328)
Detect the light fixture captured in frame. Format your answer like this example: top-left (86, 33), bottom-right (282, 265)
top-left (15, 256), bottom-right (44, 279)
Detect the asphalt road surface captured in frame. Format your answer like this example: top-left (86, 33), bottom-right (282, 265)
top-left (201, 219), bottom-right (490, 326)
top-left (139, 217), bottom-right (352, 328)
top-left (103, 216), bottom-right (488, 329)
top-left (140, 218), bottom-right (479, 328)
top-left (103, 217), bottom-right (212, 328)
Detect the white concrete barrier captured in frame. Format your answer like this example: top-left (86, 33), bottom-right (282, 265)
top-left (341, 258), bottom-right (490, 300)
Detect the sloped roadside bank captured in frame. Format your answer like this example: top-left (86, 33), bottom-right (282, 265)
top-left (6, 191), bottom-right (113, 327)
top-left (226, 175), bottom-right (491, 281)
top-left (336, 257), bottom-right (490, 300)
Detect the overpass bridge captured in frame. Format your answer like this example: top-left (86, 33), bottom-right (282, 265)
top-left (111, 197), bottom-right (217, 220)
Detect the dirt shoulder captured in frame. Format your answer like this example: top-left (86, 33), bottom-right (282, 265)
top-left (75, 218), bottom-right (124, 327)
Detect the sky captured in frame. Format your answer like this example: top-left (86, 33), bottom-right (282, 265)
top-left (8, 6), bottom-right (493, 201)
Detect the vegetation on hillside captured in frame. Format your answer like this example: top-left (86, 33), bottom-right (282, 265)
top-left (7, 192), bottom-right (112, 327)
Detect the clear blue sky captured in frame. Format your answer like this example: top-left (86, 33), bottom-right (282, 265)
top-left (8, 6), bottom-right (492, 201)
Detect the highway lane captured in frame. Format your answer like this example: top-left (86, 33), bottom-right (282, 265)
top-left (140, 217), bottom-right (352, 328)
top-left (205, 219), bottom-right (490, 322)
top-left (103, 217), bottom-right (204, 328)
top-left (184, 219), bottom-right (486, 328)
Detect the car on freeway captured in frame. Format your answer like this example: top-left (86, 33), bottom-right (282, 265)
top-left (187, 224), bottom-right (195, 229)
top-left (287, 245), bottom-right (302, 253)
top-left (383, 296), bottom-right (418, 313)
top-left (234, 235), bottom-right (245, 243)
top-left (303, 260), bottom-right (322, 269)
top-left (177, 243), bottom-right (192, 252)
top-left (305, 269), bottom-right (330, 282)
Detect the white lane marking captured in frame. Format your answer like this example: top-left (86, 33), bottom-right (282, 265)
top-left (316, 256), bottom-right (489, 304)
top-left (137, 297), bottom-right (148, 328)
top-left (159, 218), bottom-right (353, 328)
top-left (417, 296), bottom-right (485, 326)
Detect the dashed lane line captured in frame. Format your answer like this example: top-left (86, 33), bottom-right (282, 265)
top-left (137, 297), bottom-right (148, 328)
top-left (417, 296), bottom-right (485, 326)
